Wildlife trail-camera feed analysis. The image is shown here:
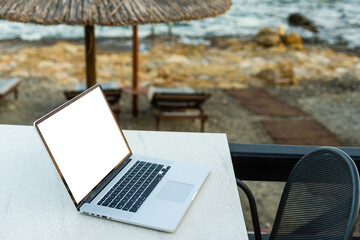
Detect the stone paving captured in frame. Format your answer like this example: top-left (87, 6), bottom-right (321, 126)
top-left (226, 88), bottom-right (344, 146)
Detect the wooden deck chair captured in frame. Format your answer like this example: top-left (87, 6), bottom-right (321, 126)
top-left (64, 81), bottom-right (122, 121)
top-left (0, 78), bottom-right (21, 100)
top-left (149, 87), bottom-right (211, 132)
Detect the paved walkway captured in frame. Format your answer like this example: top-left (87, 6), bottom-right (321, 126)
top-left (225, 88), bottom-right (344, 146)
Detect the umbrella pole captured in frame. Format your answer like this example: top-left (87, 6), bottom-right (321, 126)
top-left (132, 25), bottom-right (139, 117)
top-left (85, 25), bottom-right (96, 88)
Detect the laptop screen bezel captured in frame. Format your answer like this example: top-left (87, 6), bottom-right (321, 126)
top-left (33, 84), bottom-right (132, 210)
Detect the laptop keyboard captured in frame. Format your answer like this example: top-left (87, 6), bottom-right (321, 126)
top-left (97, 160), bottom-right (170, 213)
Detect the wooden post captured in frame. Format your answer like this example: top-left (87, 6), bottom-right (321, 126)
top-left (151, 24), bottom-right (155, 36)
top-left (168, 22), bottom-right (173, 36)
top-left (132, 25), bottom-right (139, 117)
top-left (85, 25), bottom-right (96, 88)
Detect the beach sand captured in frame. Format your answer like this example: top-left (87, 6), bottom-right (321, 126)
top-left (1, 34), bottom-right (360, 232)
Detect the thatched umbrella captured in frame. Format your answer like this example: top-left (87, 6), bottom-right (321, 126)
top-left (0, 0), bottom-right (231, 116)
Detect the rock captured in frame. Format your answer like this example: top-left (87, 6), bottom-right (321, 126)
top-left (278, 61), bottom-right (298, 85)
top-left (269, 44), bottom-right (287, 52)
top-left (288, 13), bottom-right (318, 33)
top-left (54, 71), bottom-right (71, 81)
top-left (38, 60), bottom-right (54, 68)
top-left (98, 67), bottom-right (114, 79)
top-left (243, 42), bottom-right (257, 51)
top-left (218, 81), bottom-right (245, 89)
top-left (154, 77), bottom-right (166, 86)
top-left (63, 43), bottom-right (80, 54)
top-left (255, 28), bottom-right (282, 47)
top-left (12, 70), bottom-right (30, 78)
top-left (257, 68), bottom-right (278, 84)
top-left (256, 61), bottom-right (298, 85)
top-left (7, 103), bottom-right (16, 111)
top-left (328, 55), bottom-right (355, 68)
top-left (335, 67), bottom-right (347, 74)
top-left (13, 54), bottom-right (27, 63)
top-left (311, 54), bottom-right (330, 66)
top-left (277, 26), bottom-right (285, 36)
top-left (282, 32), bottom-right (303, 50)
top-left (167, 54), bottom-right (189, 64)
top-left (277, 61), bottom-right (295, 79)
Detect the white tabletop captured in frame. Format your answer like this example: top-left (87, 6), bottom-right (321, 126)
top-left (0, 124), bottom-right (248, 240)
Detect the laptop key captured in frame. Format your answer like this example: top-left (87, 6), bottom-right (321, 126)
top-left (142, 180), bottom-right (159, 197)
top-left (138, 196), bottom-right (146, 201)
top-left (156, 165), bottom-right (164, 171)
top-left (133, 201), bottom-right (142, 208)
top-left (115, 203), bottom-right (124, 209)
top-left (129, 207), bottom-right (138, 213)
top-left (102, 200), bottom-right (111, 207)
top-left (122, 202), bottom-right (133, 211)
top-left (109, 202), bottom-right (117, 208)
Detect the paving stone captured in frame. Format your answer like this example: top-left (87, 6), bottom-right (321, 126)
top-left (261, 119), bottom-right (344, 146)
top-left (225, 88), bottom-right (308, 117)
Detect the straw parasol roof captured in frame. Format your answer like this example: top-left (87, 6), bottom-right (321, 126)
top-left (0, 0), bottom-right (232, 117)
top-left (0, 0), bottom-right (231, 26)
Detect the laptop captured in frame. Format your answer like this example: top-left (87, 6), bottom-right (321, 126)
top-left (33, 84), bottom-right (210, 232)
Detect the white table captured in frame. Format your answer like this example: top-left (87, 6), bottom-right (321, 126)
top-left (0, 124), bottom-right (248, 240)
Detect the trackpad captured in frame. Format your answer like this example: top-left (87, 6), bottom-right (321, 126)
top-left (156, 181), bottom-right (194, 203)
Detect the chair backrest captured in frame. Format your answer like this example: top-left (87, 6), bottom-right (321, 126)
top-left (64, 89), bottom-right (122, 105)
top-left (151, 93), bottom-right (211, 109)
top-left (270, 147), bottom-right (360, 240)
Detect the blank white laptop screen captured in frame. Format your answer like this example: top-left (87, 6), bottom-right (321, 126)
top-left (36, 87), bottom-right (131, 204)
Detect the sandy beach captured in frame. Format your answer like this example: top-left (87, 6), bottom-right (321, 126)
top-left (1, 32), bottom-right (360, 232)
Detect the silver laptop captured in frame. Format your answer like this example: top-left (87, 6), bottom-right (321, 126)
top-left (33, 84), bottom-right (210, 232)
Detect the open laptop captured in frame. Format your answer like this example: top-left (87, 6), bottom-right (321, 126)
top-left (33, 84), bottom-right (210, 232)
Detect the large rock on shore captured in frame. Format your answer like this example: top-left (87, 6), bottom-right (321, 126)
top-left (288, 13), bottom-right (318, 33)
top-left (255, 27), bottom-right (304, 50)
top-left (255, 28), bottom-right (282, 47)
top-left (282, 32), bottom-right (303, 50)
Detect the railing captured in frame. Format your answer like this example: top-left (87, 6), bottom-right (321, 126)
top-left (229, 143), bottom-right (360, 181)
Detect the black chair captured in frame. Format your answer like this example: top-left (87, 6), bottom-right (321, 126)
top-left (237, 147), bottom-right (360, 240)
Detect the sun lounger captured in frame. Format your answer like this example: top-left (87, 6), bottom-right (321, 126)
top-left (0, 78), bottom-right (21, 100)
top-left (149, 87), bottom-right (211, 132)
top-left (64, 81), bottom-right (122, 121)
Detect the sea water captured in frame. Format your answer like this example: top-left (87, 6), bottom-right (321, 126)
top-left (0, 0), bottom-right (359, 48)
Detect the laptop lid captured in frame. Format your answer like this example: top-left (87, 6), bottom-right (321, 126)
top-left (34, 84), bottom-right (131, 209)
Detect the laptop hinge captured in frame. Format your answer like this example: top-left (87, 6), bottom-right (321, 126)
top-left (78, 155), bottom-right (133, 209)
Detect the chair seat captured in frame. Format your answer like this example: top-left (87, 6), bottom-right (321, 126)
top-left (147, 86), bottom-right (194, 101)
